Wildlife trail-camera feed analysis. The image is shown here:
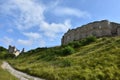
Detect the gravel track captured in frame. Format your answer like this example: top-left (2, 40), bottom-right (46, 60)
top-left (1, 61), bottom-right (44, 80)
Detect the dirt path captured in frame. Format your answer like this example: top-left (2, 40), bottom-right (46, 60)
top-left (1, 61), bottom-right (44, 80)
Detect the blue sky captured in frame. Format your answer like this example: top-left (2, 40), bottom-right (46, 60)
top-left (0, 0), bottom-right (120, 51)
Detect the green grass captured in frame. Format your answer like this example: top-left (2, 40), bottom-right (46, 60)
top-left (0, 60), bottom-right (18, 80)
top-left (8, 36), bottom-right (120, 80)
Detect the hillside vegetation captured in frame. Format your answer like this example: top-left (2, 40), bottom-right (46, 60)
top-left (8, 36), bottom-right (120, 80)
top-left (0, 47), bottom-right (18, 80)
top-left (0, 46), bottom-right (7, 59)
top-left (0, 60), bottom-right (18, 80)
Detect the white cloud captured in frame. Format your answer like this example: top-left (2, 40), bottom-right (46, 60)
top-left (7, 29), bottom-right (13, 33)
top-left (1, 0), bottom-right (71, 38)
top-left (23, 32), bottom-right (41, 39)
top-left (40, 19), bottom-right (71, 38)
top-left (18, 32), bottom-right (46, 47)
top-left (0, 0), bottom-right (91, 49)
top-left (17, 39), bottom-right (32, 46)
top-left (1, 37), bottom-right (14, 46)
top-left (54, 7), bottom-right (90, 18)
top-left (1, 0), bottom-right (45, 30)
top-left (17, 38), bottom-right (46, 48)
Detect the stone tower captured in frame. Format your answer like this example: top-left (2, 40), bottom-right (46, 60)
top-left (8, 45), bottom-right (20, 57)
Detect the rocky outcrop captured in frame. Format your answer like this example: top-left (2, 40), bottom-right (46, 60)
top-left (62, 20), bottom-right (120, 45)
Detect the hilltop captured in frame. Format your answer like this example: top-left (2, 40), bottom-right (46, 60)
top-left (6, 36), bottom-right (120, 80)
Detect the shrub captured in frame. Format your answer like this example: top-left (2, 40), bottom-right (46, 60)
top-left (73, 41), bottom-right (81, 48)
top-left (68, 42), bottom-right (74, 48)
top-left (67, 41), bottom-right (82, 48)
top-left (61, 46), bottom-right (75, 56)
top-left (67, 36), bottom-right (97, 48)
top-left (0, 46), bottom-right (7, 52)
top-left (82, 36), bottom-right (97, 45)
top-left (86, 36), bottom-right (96, 42)
top-left (102, 37), bottom-right (107, 41)
top-left (4, 53), bottom-right (15, 59)
top-left (0, 52), bottom-right (6, 59)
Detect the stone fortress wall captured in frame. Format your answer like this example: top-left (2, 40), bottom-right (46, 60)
top-left (8, 45), bottom-right (24, 57)
top-left (62, 20), bottom-right (120, 45)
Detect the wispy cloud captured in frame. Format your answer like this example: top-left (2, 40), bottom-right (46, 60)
top-left (53, 7), bottom-right (90, 18)
top-left (23, 32), bottom-right (41, 39)
top-left (0, 36), bottom-right (13, 46)
top-left (7, 29), bottom-right (14, 33)
top-left (17, 37), bottom-right (46, 48)
top-left (1, 0), bottom-right (71, 33)
top-left (40, 19), bottom-right (71, 38)
top-left (17, 39), bottom-right (32, 46)
top-left (18, 31), bottom-right (46, 47)
top-left (0, 0), bottom-right (90, 49)
top-left (2, 0), bottom-right (45, 30)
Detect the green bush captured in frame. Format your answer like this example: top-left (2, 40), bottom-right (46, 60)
top-left (86, 36), bottom-right (96, 42)
top-left (0, 52), bottom-right (7, 59)
top-left (4, 53), bottom-right (15, 59)
top-left (68, 42), bottom-right (75, 48)
top-left (0, 46), bottom-right (7, 52)
top-left (0, 47), bottom-right (7, 59)
top-left (82, 36), bottom-right (97, 45)
top-left (66, 36), bottom-right (96, 48)
top-left (68, 41), bottom-right (81, 48)
top-left (61, 46), bottom-right (75, 56)
top-left (73, 41), bottom-right (81, 48)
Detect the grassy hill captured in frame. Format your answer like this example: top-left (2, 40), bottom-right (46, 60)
top-left (0, 46), bottom-right (7, 59)
top-left (0, 47), bottom-right (18, 80)
top-left (0, 46), bottom-right (15, 59)
top-left (7, 36), bottom-right (120, 80)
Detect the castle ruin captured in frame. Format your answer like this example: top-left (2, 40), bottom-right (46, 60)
top-left (62, 20), bottom-right (120, 45)
top-left (8, 45), bottom-right (24, 57)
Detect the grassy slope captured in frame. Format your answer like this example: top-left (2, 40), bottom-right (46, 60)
top-left (0, 47), bottom-right (18, 80)
top-left (8, 36), bottom-right (120, 80)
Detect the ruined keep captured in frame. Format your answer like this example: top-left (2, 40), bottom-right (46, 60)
top-left (62, 20), bottom-right (120, 45)
top-left (8, 45), bottom-right (24, 57)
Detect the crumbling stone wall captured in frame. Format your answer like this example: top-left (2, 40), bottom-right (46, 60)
top-left (8, 45), bottom-right (21, 57)
top-left (62, 20), bottom-right (120, 45)
top-left (8, 45), bottom-right (16, 54)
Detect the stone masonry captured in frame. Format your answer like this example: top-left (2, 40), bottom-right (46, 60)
top-left (8, 45), bottom-right (24, 57)
top-left (62, 20), bottom-right (120, 45)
